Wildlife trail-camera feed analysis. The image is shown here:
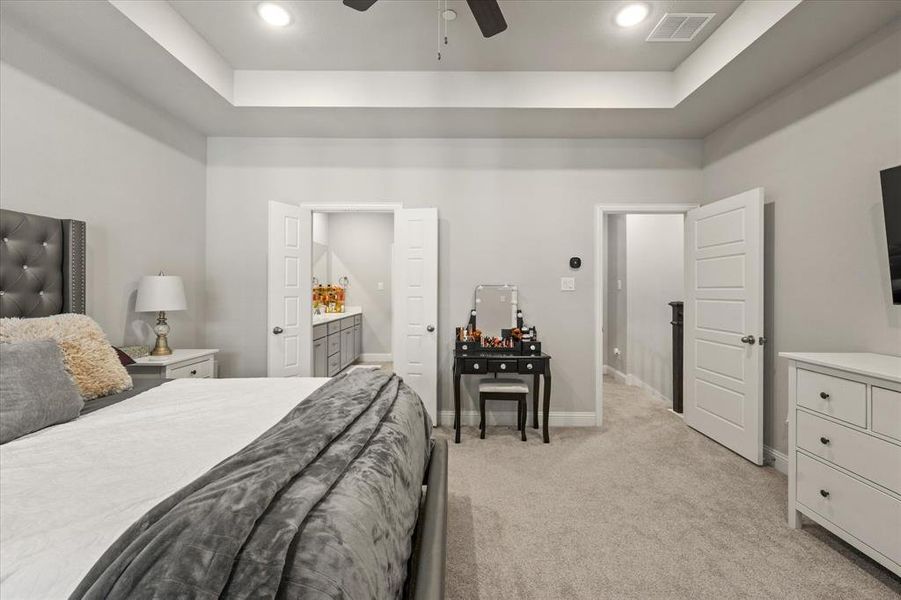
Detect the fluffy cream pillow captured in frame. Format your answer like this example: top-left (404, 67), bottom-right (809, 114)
top-left (0, 314), bottom-right (133, 400)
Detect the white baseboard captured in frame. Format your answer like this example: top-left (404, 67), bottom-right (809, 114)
top-left (358, 353), bottom-right (391, 363)
top-left (439, 410), bottom-right (596, 428)
top-left (624, 373), bottom-right (672, 405)
top-left (602, 365), bottom-right (627, 384)
top-left (764, 445), bottom-right (788, 475)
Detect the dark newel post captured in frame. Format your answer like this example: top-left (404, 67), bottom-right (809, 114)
top-left (669, 301), bottom-right (684, 414)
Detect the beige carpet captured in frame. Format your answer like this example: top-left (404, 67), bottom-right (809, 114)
top-left (434, 378), bottom-right (901, 599)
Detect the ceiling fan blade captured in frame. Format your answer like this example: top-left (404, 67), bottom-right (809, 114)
top-left (343, 0), bottom-right (379, 11)
top-left (466, 0), bottom-right (507, 38)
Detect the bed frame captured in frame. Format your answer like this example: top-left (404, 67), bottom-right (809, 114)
top-left (0, 208), bottom-right (447, 599)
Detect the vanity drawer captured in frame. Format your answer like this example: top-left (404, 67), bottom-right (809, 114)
top-left (327, 352), bottom-right (341, 376)
top-left (327, 333), bottom-right (341, 356)
top-left (313, 324), bottom-right (328, 341)
top-left (797, 369), bottom-right (866, 427)
top-left (521, 341), bottom-right (541, 356)
top-left (797, 410), bottom-right (901, 493)
top-left (873, 387), bottom-right (901, 442)
top-left (463, 359), bottom-right (486, 374)
top-left (168, 358), bottom-right (213, 379)
top-left (489, 359), bottom-right (518, 374)
top-left (518, 358), bottom-right (543, 374)
top-left (796, 453), bottom-right (901, 565)
top-left (327, 321), bottom-right (342, 335)
top-left (341, 317), bottom-right (355, 331)
top-left (354, 314), bottom-right (362, 326)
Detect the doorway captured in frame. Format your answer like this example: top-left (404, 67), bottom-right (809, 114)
top-left (594, 204), bottom-right (698, 427)
top-left (267, 202), bottom-right (440, 424)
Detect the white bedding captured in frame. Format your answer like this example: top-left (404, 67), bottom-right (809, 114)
top-left (0, 377), bottom-right (328, 600)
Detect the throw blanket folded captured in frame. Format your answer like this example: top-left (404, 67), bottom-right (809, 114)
top-left (72, 370), bottom-right (432, 600)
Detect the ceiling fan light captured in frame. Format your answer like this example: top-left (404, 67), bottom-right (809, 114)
top-left (615, 3), bottom-right (650, 28)
top-left (257, 2), bottom-right (292, 27)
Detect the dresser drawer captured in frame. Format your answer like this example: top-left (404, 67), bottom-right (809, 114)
top-left (463, 359), bottom-right (486, 374)
top-left (327, 321), bottom-right (342, 335)
top-left (521, 341), bottom-right (541, 356)
top-left (168, 358), bottom-right (213, 379)
top-left (797, 410), bottom-right (901, 493)
top-left (489, 359), bottom-right (518, 373)
top-left (518, 358), bottom-right (543, 374)
top-left (797, 369), bottom-right (866, 427)
top-left (873, 387), bottom-right (901, 442)
top-left (796, 453), bottom-right (901, 565)
top-left (327, 333), bottom-right (341, 356)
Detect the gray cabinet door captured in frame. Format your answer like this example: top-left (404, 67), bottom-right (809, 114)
top-left (313, 339), bottom-right (327, 377)
top-left (341, 329), bottom-right (353, 368)
top-left (354, 324), bottom-right (362, 361)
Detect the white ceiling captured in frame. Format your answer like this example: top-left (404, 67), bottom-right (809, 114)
top-left (168, 0), bottom-right (742, 72)
top-left (0, 0), bottom-right (899, 138)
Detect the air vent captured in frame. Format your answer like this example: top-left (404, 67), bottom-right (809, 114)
top-left (646, 13), bottom-right (714, 42)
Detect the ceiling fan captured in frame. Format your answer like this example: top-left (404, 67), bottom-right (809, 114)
top-left (342, 0), bottom-right (508, 38)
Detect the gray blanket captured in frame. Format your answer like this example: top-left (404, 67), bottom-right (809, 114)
top-left (71, 370), bottom-right (432, 600)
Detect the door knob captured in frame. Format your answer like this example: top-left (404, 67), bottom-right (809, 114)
top-left (740, 335), bottom-right (756, 345)
top-left (426, 325), bottom-right (435, 332)
top-left (272, 326), bottom-right (284, 335)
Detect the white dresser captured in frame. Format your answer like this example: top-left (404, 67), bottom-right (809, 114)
top-left (782, 352), bottom-right (901, 576)
top-left (127, 349), bottom-right (219, 380)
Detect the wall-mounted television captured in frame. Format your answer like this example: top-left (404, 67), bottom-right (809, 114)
top-left (881, 165), bottom-right (901, 305)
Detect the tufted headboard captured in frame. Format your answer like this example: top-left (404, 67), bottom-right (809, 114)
top-left (0, 208), bottom-right (86, 318)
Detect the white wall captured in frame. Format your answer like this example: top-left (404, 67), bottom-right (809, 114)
top-left (326, 212), bottom-right (393, 356)
top-left (703, 24), bottom-right (901, 454)
top-left (206, 138), bottom-right (703, 417)
top-left (311, 211), bottom-right (329, 285)
top-left (0, 59), bottom-right (207, 348)
top-left (604, 214), bottom-right (627, 375)
top-left (625, 214), bottom-right (684, 402)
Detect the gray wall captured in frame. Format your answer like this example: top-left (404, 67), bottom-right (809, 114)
top-left (205, 138), bottom-right (703, 418)
top-left (625, 214), bottom-right (684, 402)
top-left (0, 56), bottom-right (207, 349)
top-left (703, 24), bottom-right (901, 454)
top-left (327, 212), bottom-right (393, 356)
top-left (604, 214), bottom-right (627, 375)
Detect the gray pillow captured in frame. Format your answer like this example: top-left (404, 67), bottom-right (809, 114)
top-left (0, 339), bottom-right (84, 444)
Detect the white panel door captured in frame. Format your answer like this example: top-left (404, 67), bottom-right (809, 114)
top-left (684, 188), bottom-right (764, 464)
top-left (267, 201), bottom-right (312, 377)
top-left (393, 208), bottom-right (438, 424)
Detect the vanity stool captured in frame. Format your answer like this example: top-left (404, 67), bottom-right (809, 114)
top-left (479, 379), bottom-right (529, 441)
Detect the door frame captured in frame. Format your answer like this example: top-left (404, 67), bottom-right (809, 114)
top-left (593, 203), bottom-right (699, 427)
top-left (299, 202), bottom-right (402, 373)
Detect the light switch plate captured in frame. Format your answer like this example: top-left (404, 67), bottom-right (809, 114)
top-left (377, 281), bottom-right (384, 291)
top-left (561, 277), bottom-right (575, 291)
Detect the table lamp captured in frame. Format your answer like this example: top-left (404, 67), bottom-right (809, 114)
top-left (135, 273), bottom-right (187, 356)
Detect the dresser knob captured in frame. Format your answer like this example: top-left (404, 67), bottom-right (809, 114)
top-left (819, 392), bottom-right (830, 400)
top-left (527, 363), bottom-right (533, 370)
top-left (190, 369), bottom-right (197, 375)
top-left (474, 364), bottom-right (480, 370)
top-left (820, 436), bottom-right (830, 445)
top-left (820, 489), bottom-right (830, 498)
top-left (500, 364), bottom-right (506, 370)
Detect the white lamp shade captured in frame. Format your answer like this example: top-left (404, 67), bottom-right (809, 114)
top-left (135, 275), bottom-right (187, 312)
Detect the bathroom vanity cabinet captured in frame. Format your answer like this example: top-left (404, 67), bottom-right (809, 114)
top-left (312, 309), bottom-right (363, 377)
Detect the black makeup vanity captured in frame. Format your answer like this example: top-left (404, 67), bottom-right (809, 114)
top-left (452, 285), bottom-right (552, 443)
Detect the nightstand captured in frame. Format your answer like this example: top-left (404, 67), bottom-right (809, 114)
top-left (127, 349), bottom-right (219, 380)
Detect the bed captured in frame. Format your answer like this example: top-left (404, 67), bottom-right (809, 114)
top-left (0, 208), bottom-right (447, 600)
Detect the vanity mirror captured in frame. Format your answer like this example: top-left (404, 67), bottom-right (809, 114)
top-left (474, 284), bottom-right (517, 338)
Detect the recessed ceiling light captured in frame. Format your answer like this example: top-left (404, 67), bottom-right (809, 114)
top-left (615, 3), bottom-right (650, 28)
top-left (257, 2), bottom-right (292, 27)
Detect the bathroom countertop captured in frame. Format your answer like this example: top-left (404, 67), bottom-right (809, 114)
top-left (312, 306), bottom-right (362, 326)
